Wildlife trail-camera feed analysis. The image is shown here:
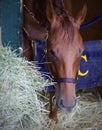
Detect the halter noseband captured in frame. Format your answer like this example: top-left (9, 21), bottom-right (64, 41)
top-left (54, 78), bottom-right (77, 84)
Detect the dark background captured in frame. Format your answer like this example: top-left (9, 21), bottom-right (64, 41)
top-left (65, 0), bottom-right (102, 40)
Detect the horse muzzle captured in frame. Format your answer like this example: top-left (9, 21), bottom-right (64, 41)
top-left (57, 98), bottom-right (77, 112)
top-left (54, 78), bottom-right (77, 112)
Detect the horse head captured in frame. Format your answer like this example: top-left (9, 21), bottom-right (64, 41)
top-left (46, 0), bottom-right (87, 112)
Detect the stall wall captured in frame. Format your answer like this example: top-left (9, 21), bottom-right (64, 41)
top-left (0, 0), bottom-right (22, 50)
top-left (67, 0), bottom-right (102, 40)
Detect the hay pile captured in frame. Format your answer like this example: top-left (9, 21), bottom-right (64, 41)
top-left (42, 90), bottom-right (102, 130)
top-left (0, 46), bottom-right (52, 130)
top-left (0, 46), bottom-right (102, 130)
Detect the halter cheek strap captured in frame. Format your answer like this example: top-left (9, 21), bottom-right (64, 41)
top-left (54, 78), bottom-right (77, 84)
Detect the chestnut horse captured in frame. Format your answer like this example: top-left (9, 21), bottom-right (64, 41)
top-left (23, 0), bottom-right (48, 61)
top-left (23, 0), bottom-right (87, 121)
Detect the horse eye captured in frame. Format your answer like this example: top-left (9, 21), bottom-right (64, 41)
top-left (50, 49), bottom-right (56, 57)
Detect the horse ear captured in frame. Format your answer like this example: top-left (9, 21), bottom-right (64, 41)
top-left (46, 0), bottom-right (57, 25)
top-left (75, 3), bottom-right (87, 27)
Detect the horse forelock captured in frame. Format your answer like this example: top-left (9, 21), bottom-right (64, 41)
top-left (51, 0), bottom-right (74, 43)
top-left (59, 18), bottom-right (74, 43)
top-left (52, 0), bottom-right (68, 17)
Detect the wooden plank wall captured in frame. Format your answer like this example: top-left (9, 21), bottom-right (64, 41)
top-left (0, 0), bottom-right (22, 51)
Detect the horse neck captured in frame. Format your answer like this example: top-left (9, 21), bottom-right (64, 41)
top-left (32, 0), bottom-right (50, 28)
top-left (23, 0), bottom-right (34, 12)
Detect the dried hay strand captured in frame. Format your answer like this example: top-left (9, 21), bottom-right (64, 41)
top-left (0, 46), bottom-right (53, 130)
top-left (42, 89), bottom-right (102, 130)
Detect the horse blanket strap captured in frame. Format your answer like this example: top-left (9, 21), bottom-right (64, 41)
top-left (54, 78), bottom-right (77, 84)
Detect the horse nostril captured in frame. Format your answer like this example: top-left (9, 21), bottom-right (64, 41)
top-left (58, 99), bottom-right (64, 108)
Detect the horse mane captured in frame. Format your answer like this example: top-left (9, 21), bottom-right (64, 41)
top-left (53, 0), bottom-right (74, 42)
top-left (63, 19), bottom-right (74, 42)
